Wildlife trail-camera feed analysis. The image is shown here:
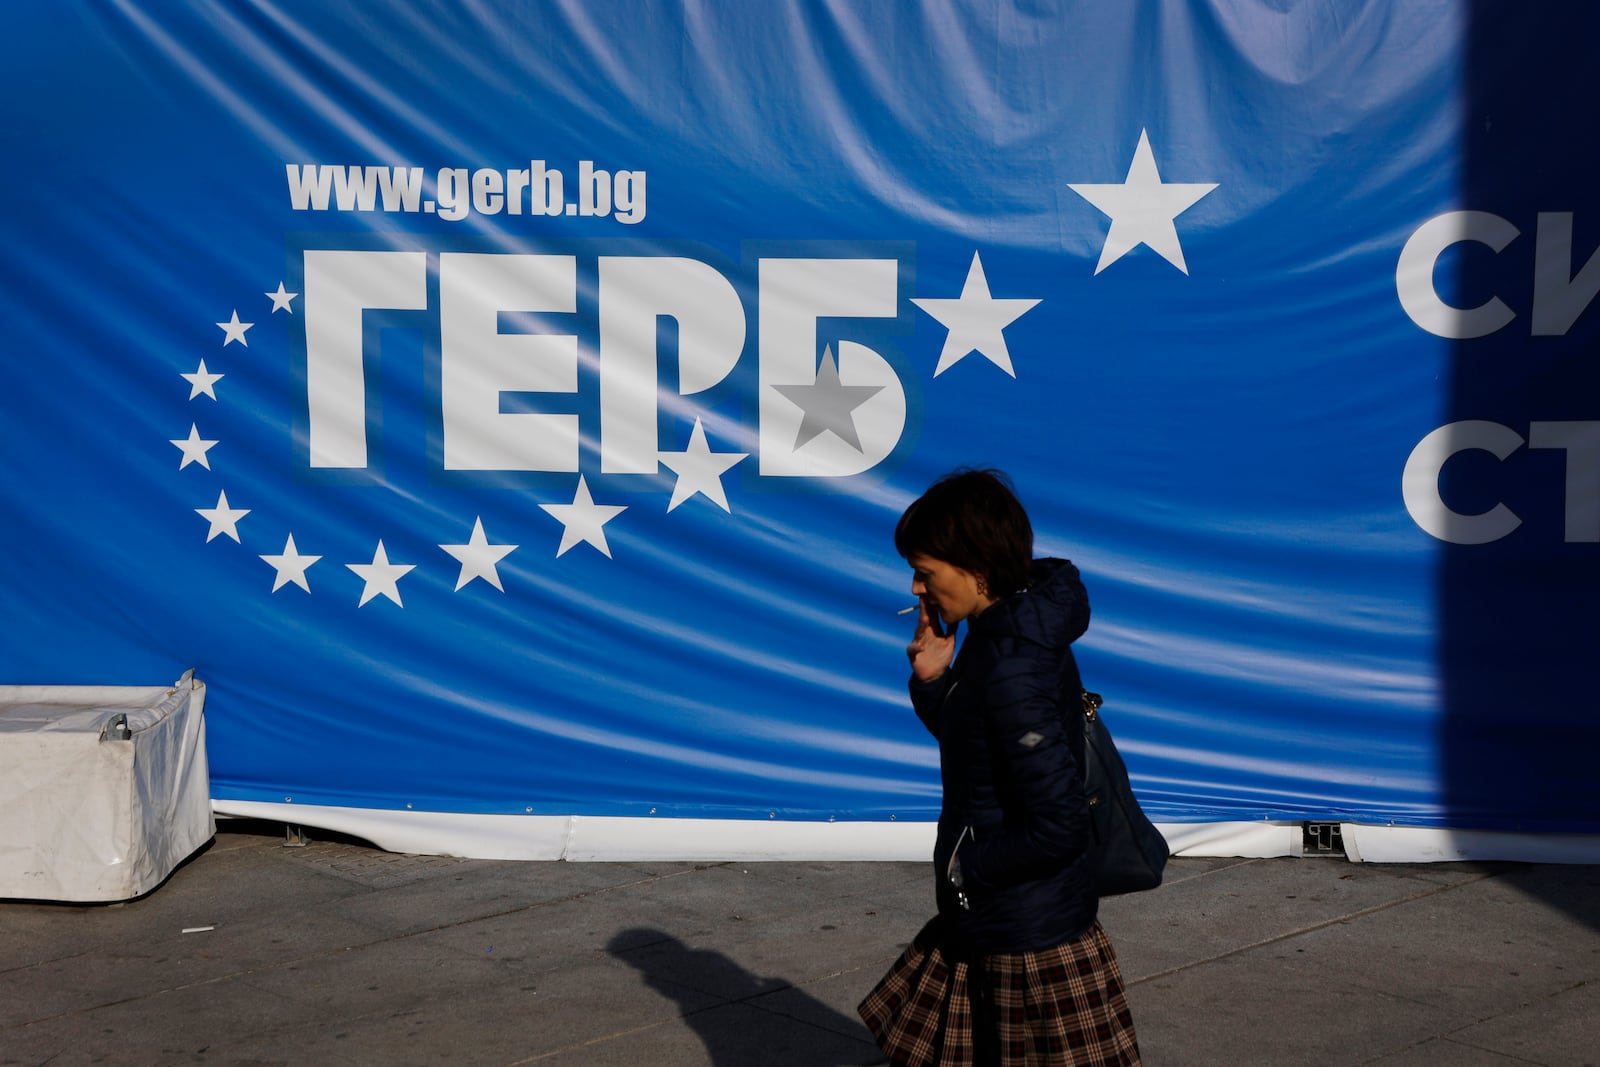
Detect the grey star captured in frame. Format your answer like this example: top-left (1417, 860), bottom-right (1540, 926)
top-left (771, 347), bottom-right (884, 452)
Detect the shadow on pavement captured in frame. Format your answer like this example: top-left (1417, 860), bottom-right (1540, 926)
top-left (607, 927), bottom-right (884, 1066)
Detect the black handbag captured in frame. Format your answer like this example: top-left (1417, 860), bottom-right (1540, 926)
top-left (1081, 690), bottom-right (1169, 895)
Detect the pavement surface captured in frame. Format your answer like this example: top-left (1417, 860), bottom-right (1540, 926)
top-left (3, 819), bottom-right (1598, 1066)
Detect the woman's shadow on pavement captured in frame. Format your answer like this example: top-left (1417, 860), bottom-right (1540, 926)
top-left (607, 927), bottom-right (886, 1066)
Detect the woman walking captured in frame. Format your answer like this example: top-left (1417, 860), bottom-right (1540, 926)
top-left (860, 469), bottom-right (1140, 1066)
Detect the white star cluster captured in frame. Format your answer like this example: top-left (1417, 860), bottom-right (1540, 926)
top-left (167, 282), bottom-right (737, 604)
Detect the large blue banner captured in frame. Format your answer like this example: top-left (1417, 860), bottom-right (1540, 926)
top-left (4, 2), bottom-right (1596, 835)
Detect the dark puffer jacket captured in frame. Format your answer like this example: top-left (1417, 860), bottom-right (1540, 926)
top-left (910, 557), bottom-right (1095, 956)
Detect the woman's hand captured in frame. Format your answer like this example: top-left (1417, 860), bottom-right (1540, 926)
top-left (907, 603), bottom-right (956, 682)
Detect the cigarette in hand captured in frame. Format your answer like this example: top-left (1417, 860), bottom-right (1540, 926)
top-left (897, 604), bottom-right (919, 615)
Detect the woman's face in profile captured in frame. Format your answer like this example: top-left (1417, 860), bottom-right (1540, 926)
top-left (906, 553), bottom-right (990, 626)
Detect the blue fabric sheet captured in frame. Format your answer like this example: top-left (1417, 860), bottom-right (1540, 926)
top-left (3, 2), bottom-right (1596, 830)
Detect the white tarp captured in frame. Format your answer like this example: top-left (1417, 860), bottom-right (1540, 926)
top-left (0, 672), bottom-right (212, 902)
top-left (213, 800), bottom-right (1600, 865)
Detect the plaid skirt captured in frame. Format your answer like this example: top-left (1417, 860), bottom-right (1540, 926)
top-left (858, 918), bottom-right (1140, 1066)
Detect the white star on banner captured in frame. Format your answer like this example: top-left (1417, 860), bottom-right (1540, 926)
top-left (771, 347), bottom-right (884, 452)
top-left (170, 424), bottom-right (219, 470)
top-left (215, 309), bottom-right (254, 347)
top-left (439, 516), bottom-right (517, 591)
top-left (196, 490), bottom-right (249, 543)
top-left (260, 533), bottom-right (321, 593)
top-left (1068, 129), bottom-right (1218, 275)
top-left (266, 282), bottom-right (298, 313)
top-left (347, 540), bottom-right (415, 607)
top-left (659, 418), bottom-right (747, 512)
top-left (912, 252), bottom-right (1041, 377)
top-left (181, 359), bottom-right (223, 400)
top-left (540, 475), bottom-right (627, 558)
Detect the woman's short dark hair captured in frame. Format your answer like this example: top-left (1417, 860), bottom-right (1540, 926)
top-left (894, 468), bottom-right (1033, 596)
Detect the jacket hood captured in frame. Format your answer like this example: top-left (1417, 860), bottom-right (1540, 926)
top-left (973, 557), bottom-right (1089, 648)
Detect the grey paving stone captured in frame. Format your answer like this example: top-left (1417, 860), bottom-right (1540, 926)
top-left (526, 999), bottom-right (884, 1067)
top-left (239, 957), bottom-right (712, 1066)
top-left (1125, 947), bottom-right (1483, 1066)
top-left (0, 907), bottom-right (386, 1029)
top-left (1098, 856), bottom-right (1496, 983)
top-left (1436, 977), bottom-right (1600, 1065)
top-left (1363, 1037), bottom-right (1561, 1066)
top-left (0, 971), bottom-right (319, 1067)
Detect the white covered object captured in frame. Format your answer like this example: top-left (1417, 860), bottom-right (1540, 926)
top-left (0, 672), bottom-right (212, 902)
